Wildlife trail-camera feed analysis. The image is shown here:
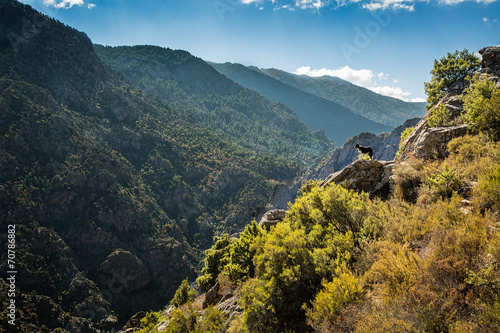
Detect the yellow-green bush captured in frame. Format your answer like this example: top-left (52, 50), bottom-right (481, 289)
top-left (305, 271), bottom-right (363, 329)
top-left (463, 74), bottom-right (500, 140)
top-left (428, 103), bottom-right (453, 127)
top-left (396, 126), bottom-right (414, 158)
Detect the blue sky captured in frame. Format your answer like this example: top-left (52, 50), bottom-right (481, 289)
top-left (20, 0), bottom-right (500, 102)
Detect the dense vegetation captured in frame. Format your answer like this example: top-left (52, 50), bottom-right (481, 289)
top-left (94, 45), bottom-right (335, 163)
top-left (0, 1), bottom-right (318, 331)
top-left (209, 62), bottom-right (393, 145)
top-left (144, 54), bottom-right (500, 332)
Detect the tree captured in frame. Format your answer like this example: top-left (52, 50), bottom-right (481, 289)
top-left (170, 278), bottom-right (198, 307)
top-left (424, 49), bottom-right (480, 109)
top-left (462, 74), bottom-right (500, 140)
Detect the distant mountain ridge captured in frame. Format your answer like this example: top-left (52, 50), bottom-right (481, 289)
top-left (94, 45), bottom-right (335, 161)
top-left (209, 62), bottom-right (393, 145)
top-left (252, 67), bottom-right (426, 127)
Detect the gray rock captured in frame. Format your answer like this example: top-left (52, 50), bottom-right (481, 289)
top-left (123, 311), bottom-right (146, 330)
top-left (320, 159), bottom-right (396, 199)
top-left (258, 209), bottom-right (286, 230)
top-left (203, 279), bottom-right (221, 309)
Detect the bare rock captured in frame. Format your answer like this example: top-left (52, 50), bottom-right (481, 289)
top-left (320, 159), bottom-right (396, 199)
top-left (258, 209), bottom-right (286, 230)
top-left (479, 46), bottom-right (500, 71)
top-left (203, 279), bottom-right (221, 309)
top-left (123, 311), bottom-right (146, 330)
top-left (412, 124), bottom-right (469, 160)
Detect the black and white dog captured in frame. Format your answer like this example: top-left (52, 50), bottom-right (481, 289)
top-left (354, 143), bottom-right (373, 159)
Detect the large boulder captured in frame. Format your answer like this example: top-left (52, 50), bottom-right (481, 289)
top-left (320, 159), bottom-right (396, 199)
top-left (258, 209), bottom-right (286, 230)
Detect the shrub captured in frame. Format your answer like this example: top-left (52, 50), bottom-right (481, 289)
top-left (396, 126), bottom-right (414, 158)
top-left (364, 241), bottom-right (420, 298)
top-left (475, 164), bottom-right (500, 212)
top-left (463, 74), bottom-right (500, 140)
top-left (427, 103), bottom-right (452, 127)
top-left (392, 161), bottom-right (423, 203)
top-left (197, 234), bottom-right (232, 292)
top-left (170, 278), bottom-right (198, 307)
top-left (195, 306), bottom-right (225, 333)
top-left (305, 271), bottom-right (363, 328)
top-left (139, 311), bottom-right (160, 331)
top-left (426, 164), bottom-right (463, 199)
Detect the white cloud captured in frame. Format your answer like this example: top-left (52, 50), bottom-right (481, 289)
top-left (295, 65), bottom-right (424, 101)
top-left (410, 97), bottom-right (427, 103)
top-left (242, 0), bottom-right (498, 11)
top-left (483, 17), bottom-right (498, 26)
top-left (294, 65), bottom-right (376, 86)
top-left (43, 0), bottom-right (94, 9)
top-left (367, 85), bottom-right (411, 100)
top-left (361, 0), bottom-right (416, 11)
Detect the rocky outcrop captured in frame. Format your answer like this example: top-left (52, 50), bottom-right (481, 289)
top-left (258, 209), bottom-right (286, 230)
top-left (270, 118), bottom-right (419, 209)
top-left (410, 124), bottom-right (469, 160)
top-left (480, 46), bottom-right (500, 72)
top-left (203, 279), bottom-right (221, 309)
top-left (320, 159), bottom-right (396, 199)
top-left (122, 311), bottom-right (146, 331)
top-left (399, 46), bottom-right (500, 162)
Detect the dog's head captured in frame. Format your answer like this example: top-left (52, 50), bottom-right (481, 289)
top-left (354, 143), bottom-right (360, 149)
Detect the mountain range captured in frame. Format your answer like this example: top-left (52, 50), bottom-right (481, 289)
top-left (93, 45), bottom-right (335, 162)
top-left (210, 62), bottom-right (426, 144)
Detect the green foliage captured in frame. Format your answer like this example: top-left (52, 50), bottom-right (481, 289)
top-left (358, 153), bottom-right (372, 160)
top-left (223, 220), bottom-right (261, 283)
top-left (396, 126), bottom-right (414, 158)
top-left (287, 185), bottom-right (369, 236)
top-left (139, 311), bottom-right (160, 331)
top-left (424, 49), bottom-right (480, 109)
top-left (475, 164), bottom-right (500, 212)
top-left (462, 74), bottom-right (500, 140)
top-left (305, 271), bottom-right (363, 328)
top-left (170, 278), bottom-right (198, 307)
top-left (426, 164), bottom-right (464, 199)
top-left (194, 307), bottom-right (225, 333)
top-left (427, 103), bottom-right (452, 127)
top-left (197, 220), bottom-right (262, 292)
top-left (162, 307), bottom-right (198, 333)
top-left (196, 234), bottom-right (233, 292)
top-left (364, 242), bottom-right (420, 297)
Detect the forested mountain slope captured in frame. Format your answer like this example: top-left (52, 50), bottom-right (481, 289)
top-left (210, 62), bottom-right (393, 145)
top-left (255, 67), bottom-right (426, 127)
top-left (0, 0), bottom-right (303, 331)
top-left (94, 45), bottom-right (335, 161)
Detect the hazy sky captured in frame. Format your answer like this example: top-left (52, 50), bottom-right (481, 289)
top-left (20, 0), bottom-right (500, 102)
